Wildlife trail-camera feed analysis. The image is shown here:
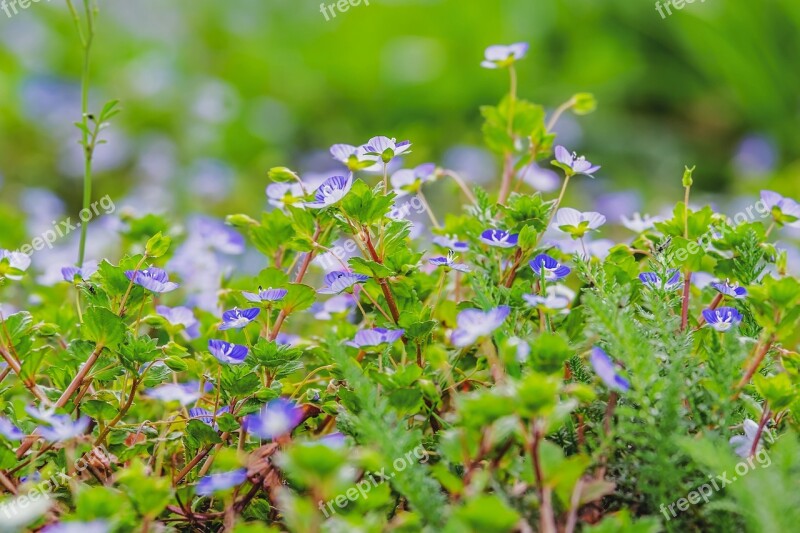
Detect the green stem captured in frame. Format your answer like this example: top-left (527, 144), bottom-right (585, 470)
top-left (74, 0), bottom-right (96, 267)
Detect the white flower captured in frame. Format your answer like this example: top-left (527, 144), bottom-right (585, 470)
top-left (729, 419), bottom-right (763, 458)
top-left (620, 212), bottom-right (659, 233)
top-left (554, 207), bottom-right (606, 238)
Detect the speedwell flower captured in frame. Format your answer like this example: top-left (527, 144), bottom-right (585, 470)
top-left (702, 307), bottom-right (743, 332)
top-left (639, 270), bottom-right (681, 290)
top-left (480, 229), bottom-right (519, 248)
top-left (42, 521), bottom-right (109, 533)
top-left (451, 306), bottom-right (510, 347)
top-left (330, 143), bottom-right (380, 172)
top-left (189, 406), bottom-right (230, 428)
top-left (266, 182), bottom-right (305, 209)
top-left (242, 287), bottom-right (288, 303)
top-left (219, 308), bottom-right (261, 330)
top-left (0, 249), bottom-right (31, 280)
top-left (38, 414), bottom-right (90, 442)
top-left (318, 271), bottom-right (369, 294)
top-left (590, 347), bottom-right (630, 393)
top-left (125, 267), bottom-right (179, 293)
top-left (391, 163), bottom-right (436, 195)
top-left (481, 43), bottom-right (529, 69)
top-left (620, 212), bottom-right (659, 233)
top-left (313, 294), bottom-right (356, 320)
top-left (0, 417), bottom-right (24, 440)
top-left (156, 305), bottom-right (200, 339)
top-left (304, 175), bottom-right (354, 209)
top-left (197, 469), bottom-right (248, 497)
top-left (61, 261), bottom-right (98, 282)
top-left (429, 251), bottom-right (470, 273)
top-left (554, 207), bottom-right (606, 238)
top-left (529, 254), bottom-right (571, 281)
top-left (761, 190), bottom-right (800, 228)
top-left (146, 382), bottom-right (207, 405)
top-left (711, 280), bottom-right (748, 299)
top-left (347, 327), bottom-right (405, 348)
top-left (208, 339), bottom-right (249, 364)
top-left (523, 284), bottom-right (576, 311)
top-left (361, 136), bottom-right (412, 164)
top-left (729, 419), bottom-right (764, 458)
top-left (432, 235), bottom-right (469, 253)
top-left (553, 145), bottom-right (600, 177)
top-left (244, 398), bottom-right (303, 440)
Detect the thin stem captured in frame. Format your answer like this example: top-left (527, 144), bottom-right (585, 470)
top-left (75, 0), bottom-right (96, 267)
top-left (546, 96), bottom-right (575, 132)
top-left (498, 65), bottom-right (518, 204)
top-left (416, 190), bottom-right (441, 228)
top-left (750, 406), bottom-right (771, 458)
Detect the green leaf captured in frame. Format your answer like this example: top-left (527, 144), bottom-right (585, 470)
top-left (83, 400), bottom-right (119, 421)
top-left (185, 420), bottom-right (222, 447)
top-left (453, 495), bottom-right (520, 533)
top-left (82, 306), bottom-right (126, 349)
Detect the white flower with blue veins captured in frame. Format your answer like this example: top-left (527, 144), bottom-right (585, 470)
top-left (554, 207), bottom-right (606, 238)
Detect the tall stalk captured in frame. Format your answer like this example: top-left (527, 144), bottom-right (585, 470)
top-left (69, 0), bottom-right (97, 267)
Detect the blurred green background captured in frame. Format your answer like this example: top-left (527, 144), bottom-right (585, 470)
top-left (0, 0), bottom-right (798, 234)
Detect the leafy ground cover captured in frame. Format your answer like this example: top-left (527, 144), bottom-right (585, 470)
top-left (1, 12), bottom-right (800, 533)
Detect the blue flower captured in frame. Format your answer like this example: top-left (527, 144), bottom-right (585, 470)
top-left (554, 146), bottom-right (601, 177)
top-left (192, 216), bottom-right (246, 255)
top-left (146, 382), bottom-right (207, 405)
top-left (480, 229), bottom-right (519, 248)
top-left (242, 287), bottom-right (288, 303)
top-left (38, 414), bottom-right (90, 442)
top-left (481, 43), bottom-right (529, 69)
top-left (451, 306), bottom-right (510, 347)
top-left (125, 267), bottom-right (179, 293)
top-left (219, 307), bottom-right (261, 330)
top-left (244, 398), bottom-right (303, 440)
top-left (313, 294), bottom-right (356, 320)
top-left (361, 136), bottom-right (412, 164)
top-left (639, 270), bottom-right (681, 290)
top-left (429, 251), bottom-right (470, 273)
top-left (197, 469), bottom-right (248, 497)
top-left (432, 235), bottom-right (469, 253)
top-left (529, 254), bottom-right (571, 281)
top-left (318, 271), bottom-right (369, 294)
top-left (702, 307), bottom-right (743, 332)
top-left (42, 521), bottom-right (109, 533)
top-left (523, 284), bottom-right (576, 311)
top-left (61, 261), bottom-right (98, 282)
top-left (189, 406), bottom-right (230, 428)
top-left (347, 328), bottom-right (405, 348)
top-left (0, 417), bottom-right (24, 441)
top-left (208, 339), bottom-right (249, 365)
top-left (330, 143), bottom-right (381, 172)
top-left (305, 175), bottom-right (354, 209)
top-left (318, 432), bottom-right (346, 449)
top-left (711, 280), bottom-right (748, 299)
top-left (156, 305), bottom-right (200, 339)
top-left (761, 190), bottom-right (800, 227)
top-left (590, 347), bottom-right (630, 393)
